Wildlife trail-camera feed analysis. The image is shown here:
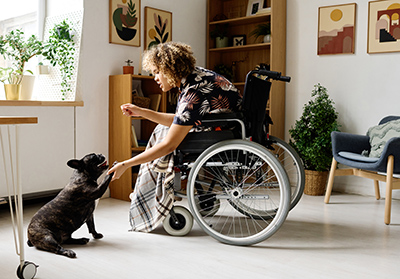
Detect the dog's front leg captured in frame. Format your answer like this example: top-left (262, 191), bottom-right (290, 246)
top-left (86, 214), bottom-right (103, 239)
top-left (89, 172), bottom-right (114, 200)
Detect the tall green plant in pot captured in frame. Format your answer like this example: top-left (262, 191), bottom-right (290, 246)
top-left (42, 20), bottom-right (76, 100)
top-left (289, 83), bottom-right (340, 195)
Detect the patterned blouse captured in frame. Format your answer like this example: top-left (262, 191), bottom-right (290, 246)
top-left (173, 67), bottom-right (242, 126)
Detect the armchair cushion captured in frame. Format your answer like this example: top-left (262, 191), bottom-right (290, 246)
top-left (367, 119), bottom-right (400, 158)
top-left (338, 151), bottom-right (379, 163)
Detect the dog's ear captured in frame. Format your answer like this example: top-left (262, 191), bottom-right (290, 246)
top-left (67, 159), bottom-right (83, 170)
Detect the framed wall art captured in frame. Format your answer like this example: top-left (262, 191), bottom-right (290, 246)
top-left (368, 1), bottom-right (400, 53)
top-left (318, 3), bottom-right (356, 55)
top-left (109, 0), bottom-right (141, 46)
top-left (144, 7), bottom-right (172, 50)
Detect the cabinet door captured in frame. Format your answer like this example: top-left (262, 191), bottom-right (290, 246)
top-left (0, 107), bottom-right (75, 197)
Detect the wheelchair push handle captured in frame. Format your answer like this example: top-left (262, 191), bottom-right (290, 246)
top-left (257, 69), bottom-right (291, 83)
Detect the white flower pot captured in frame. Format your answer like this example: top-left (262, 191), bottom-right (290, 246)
top-left (263, 34), bottom-right (271, 43)
top-left (216, 37), bottom-right (229, 48)
top-left (20, 75), bottom-right (36, 100)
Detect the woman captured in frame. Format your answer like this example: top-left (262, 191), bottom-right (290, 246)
top-left (107, 42), bottom-right (241, 232)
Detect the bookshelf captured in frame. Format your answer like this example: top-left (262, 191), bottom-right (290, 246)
top-left (109, 74), bottom-right (166, 201)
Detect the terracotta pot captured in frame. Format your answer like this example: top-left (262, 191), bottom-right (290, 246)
top-left (123, 66), bottom-right (134, 75)
top-left (304, 170), bottom-right (329, 196)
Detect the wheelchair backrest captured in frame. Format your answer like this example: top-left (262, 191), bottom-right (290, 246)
top-left (242, 73), bottom-right (271, 145)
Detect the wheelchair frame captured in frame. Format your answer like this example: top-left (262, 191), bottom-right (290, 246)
top-left (163, 69), bottom-right (304, 246)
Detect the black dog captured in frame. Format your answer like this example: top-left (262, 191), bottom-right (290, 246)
top-left (27, 153), bottom-right (114, 258)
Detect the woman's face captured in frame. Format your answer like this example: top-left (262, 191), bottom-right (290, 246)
top-left (151, 65), bottom-right (174, 92)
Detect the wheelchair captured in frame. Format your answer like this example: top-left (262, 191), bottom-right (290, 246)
top-left (162, 68), bottom-right (305, 246)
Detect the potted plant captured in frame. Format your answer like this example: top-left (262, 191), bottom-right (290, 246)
top-left (0, 67), bottom-right (23, 100)
top-left (0, 29), bottom-right (42, 100)
top-left (42, 20), bottom-right (76, 100)
top-left (210, 24), bottom-right (229, 48)
top-left (249, 23), bottom-right (271, 43)
top-left (289, 83), bottom-right (340, 195)
top-left (214, 63), bottom-right (233, 81)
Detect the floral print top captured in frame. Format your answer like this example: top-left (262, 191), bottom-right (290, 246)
top-left (173, 67), bottom-right (242, 126)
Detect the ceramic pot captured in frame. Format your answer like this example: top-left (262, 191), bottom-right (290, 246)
top-left (20, 75), bottom-right (36, 100)
top-left (216, 37), bottom-right (229, 48)
top-left (4, 84), bottom-right (21, 100)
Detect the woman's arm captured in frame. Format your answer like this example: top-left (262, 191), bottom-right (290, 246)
top-left (107, 123), bottom-right (193, 181)
top-left (121, 103), bottom-right (175, 127)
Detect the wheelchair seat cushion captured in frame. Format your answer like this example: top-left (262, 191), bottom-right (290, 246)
top-left (367, 119), bottom-right (400, 158)
top-left (338, 151), bottom-right (379, 163)
top-left (177, 130), bottom-right (237, 154)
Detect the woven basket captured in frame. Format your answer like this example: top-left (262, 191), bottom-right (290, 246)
top-left (133, 96), bottom-right (150, 108)
top-left (304, 170), bottom-right (329, 196)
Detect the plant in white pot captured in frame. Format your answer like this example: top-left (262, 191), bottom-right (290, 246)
top-left (0, 29), bottom-right (42, 100)
top-left (210, 24), bottom-right (229, 48)
top-left (289, 83), bottom-right (340, 195)
top-left (249, 23), bottom-right (271, 43)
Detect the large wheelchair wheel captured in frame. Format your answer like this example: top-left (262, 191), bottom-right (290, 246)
top-left (187, 139), bottom-right (290, 246)
top-left (265, 136), bottom-right (305, 210)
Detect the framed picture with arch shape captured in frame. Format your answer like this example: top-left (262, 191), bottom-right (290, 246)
top-left (318, 3), bottom-right (356, 55)
top-left (368, 0), bottom-right (400, 53)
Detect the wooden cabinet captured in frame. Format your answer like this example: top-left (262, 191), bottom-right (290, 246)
top-left (109, 74), bottom-right (165, 201)
top-left (207, 0), bottom-right (286, 138)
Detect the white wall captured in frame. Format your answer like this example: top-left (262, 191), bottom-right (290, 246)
top-left (286, 0), bottom-right (400, 198)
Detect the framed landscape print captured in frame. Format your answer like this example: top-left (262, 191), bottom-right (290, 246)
top-left (318, 3), bottom-right (356, 55)
top-left (368, 0), bottom-right (400, 53)
top-left (144, 7), bottom-right (172, 50)
top-left (109, 0), bottom-right (141, 46)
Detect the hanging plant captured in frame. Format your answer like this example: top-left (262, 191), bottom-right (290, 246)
top-left (42, 20), bottom-right (76, 100)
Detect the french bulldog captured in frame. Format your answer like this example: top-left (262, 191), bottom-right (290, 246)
top-left (27, 153), bottom-right (114, 258)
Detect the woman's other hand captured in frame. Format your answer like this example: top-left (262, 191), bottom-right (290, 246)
top-left (121, 103), bottom-right (141, 117)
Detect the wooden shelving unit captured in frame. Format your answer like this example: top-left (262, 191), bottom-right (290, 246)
top-left (207, 0), bottom-right (287, 139)
top-left (109, 74), bottom-right (165, 201)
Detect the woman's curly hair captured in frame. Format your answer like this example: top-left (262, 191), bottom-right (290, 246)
top-left (143, 42), bottom-right (196, 87)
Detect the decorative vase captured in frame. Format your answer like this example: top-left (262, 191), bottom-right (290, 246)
top-left (304, 170), bottom-right (329, 196)
top-left (123, 66), bottom-right (134, 75)
top-left (263, 34), bottom-right (271, 43)
top-left (216, 37), bottom-right (229, 48)
top-left (4, 84), bottom-right (22, 100)
top-left (20, 75), bottom-right (36, 100)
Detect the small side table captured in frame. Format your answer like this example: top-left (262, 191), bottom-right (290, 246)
top-left (0, 117), bottom-right (39, 279)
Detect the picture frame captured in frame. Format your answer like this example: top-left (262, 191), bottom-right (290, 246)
top-left (144, 7), bottom-right (172, 50)
top-left (232, 35), bottom-right (246, 46)
top-left (109, 0), bottom-right (141, 47)
top-left (368, 0), bottom-right (400, 54)
top-left (318, 3), bottom-right (356, 55)
top-left (247, 0), bottom-right (262, 17)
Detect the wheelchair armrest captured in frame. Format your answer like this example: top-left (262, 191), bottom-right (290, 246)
top-left (331, 131), bottom-right (370, 156)
top-left (201, 112), bottom-right (246, 139)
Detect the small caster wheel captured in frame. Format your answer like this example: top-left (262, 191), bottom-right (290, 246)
top-left (16, 261), bottom-right (38, 279)
top-left (163, 206), bottom-right (193, 236)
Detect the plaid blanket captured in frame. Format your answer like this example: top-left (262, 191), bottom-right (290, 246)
top-left (129, 124), bottom-right (175, 232)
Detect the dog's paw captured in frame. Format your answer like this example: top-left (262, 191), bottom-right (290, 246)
top-left (59, 248), bottom-right (77, 258)
top-left (93, 232), bottom-right (103, 239)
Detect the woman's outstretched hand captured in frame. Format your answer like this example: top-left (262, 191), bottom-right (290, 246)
top-left (121, 103), bottom-right (141, 117)
top-left (107, 161), bottom-right (129, 181)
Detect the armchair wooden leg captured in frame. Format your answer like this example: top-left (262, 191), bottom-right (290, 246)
top-left (384, 155), bottom-right (394, 225)
top-left (374, 180), bottom-right (380, 200)
top-left (324, 157), bottom-right (337, 204)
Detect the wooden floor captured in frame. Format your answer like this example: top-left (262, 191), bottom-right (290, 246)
top-left (1, 193), bottom-right (399, 279)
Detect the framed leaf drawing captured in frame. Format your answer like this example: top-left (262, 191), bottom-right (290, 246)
top-left (109, 0), bottom-right (141, 46)
top-left (145, 7), bottom-right (172, 50)
top-left (368, 1), bottom-right (400, 53)
top-left (318, 3), bottom-right (356, 55)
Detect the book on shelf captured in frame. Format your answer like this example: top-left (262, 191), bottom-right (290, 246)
top-left (131, 126), bottom-right (139, 148)
top-left (149, 94), bottom-right (161, 112)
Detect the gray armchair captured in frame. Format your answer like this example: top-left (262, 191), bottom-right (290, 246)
top-left (324, 116), bottom-right (400, 225)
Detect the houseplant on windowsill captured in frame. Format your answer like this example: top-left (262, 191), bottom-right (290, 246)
top-left (0, 29), bottom-right (43, 100)
top-left (289, 83), bottom-right (340, 195)
top-left (249, 23), bottom-right (271, 43)
top-left (210, 24), bottom-right (229, 48)
top-left (0, 67), bottom-right (24, 100)
top-left (42, 20), bottom-right (76, 100)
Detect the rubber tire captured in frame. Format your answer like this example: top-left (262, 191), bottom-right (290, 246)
top-left (163, 206), bottom-right (193, 236)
